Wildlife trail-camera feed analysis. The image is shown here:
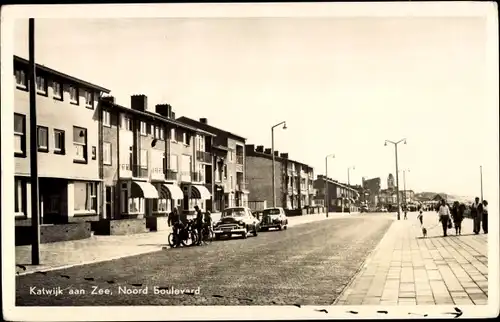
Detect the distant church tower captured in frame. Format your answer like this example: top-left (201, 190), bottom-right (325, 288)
top-left (387, 173), bottom-right (395, 190)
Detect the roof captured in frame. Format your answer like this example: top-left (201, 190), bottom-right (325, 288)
top-left (317, 176), bottom-right (359, 194)
top-left (101, 101), bottom-right (216, 136)
top-left (14, 55), bottom-right (110, 93)
top-left (245, 148), bottom-right (314, 170)
top-left (177, 116), bottom-right (246, 142)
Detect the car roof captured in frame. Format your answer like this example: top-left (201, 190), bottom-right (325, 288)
top-left (223, 207), bottom-right (248, 211)
top-left (263, 207), bottom-right (283, 211)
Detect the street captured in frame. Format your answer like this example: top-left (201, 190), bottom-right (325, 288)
top-left (16, 214), bottom-right (393, 306)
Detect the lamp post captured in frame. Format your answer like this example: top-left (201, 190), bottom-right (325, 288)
top-left (385, 138), bottom-right (407, 220)
top-left (347, 166), bottom-right (355, 213)
top-left (271, 121), bottom-right (287, 207)
top-left (480, 165), bottom-right (483, 201)
top-left (325, 154), bottom-right (335, 217)
top-left (399, 168), bottom-right (410, 206)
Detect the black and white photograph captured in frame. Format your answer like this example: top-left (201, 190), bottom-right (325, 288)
top-left (1, 2), bottom-right (498, 321)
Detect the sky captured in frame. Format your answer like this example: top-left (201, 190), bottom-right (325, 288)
top-left (11, 13), bottom-right (498, 198)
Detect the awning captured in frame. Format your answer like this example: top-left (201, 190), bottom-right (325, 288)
top-left (191, 185), bottom-right (212, 200)
top-left (131, 181), bottom-right (158, 199)
top-left (160, 183), bottom-right (184, 200)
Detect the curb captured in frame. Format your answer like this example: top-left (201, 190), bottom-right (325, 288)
top-left (331, 218), bottom-right (396, 305)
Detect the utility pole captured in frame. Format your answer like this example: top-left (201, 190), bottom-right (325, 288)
top-left (347, 166), bottom-right (355, 213)
top-left (271, 121), bottom-right (286, 207)
top-left (325, 154), bottom-right (335, 217)
top-left (385, 139), bottom-right (407, 220)
top-left (29, 18), bottom-right (41, 265)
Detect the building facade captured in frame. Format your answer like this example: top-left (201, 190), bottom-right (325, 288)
top-left (13, 55), bottom-right (110, 227)
top-left (314, 175), bottom-right (360, 212)
top-left (245, 145), bottom-right (315, 210)
top-left (99, 95), bottom-right (216, 226)
top-left (177, 117), bottom-right (248, 212)
top-left (362, 177), bottom-right (381, 207)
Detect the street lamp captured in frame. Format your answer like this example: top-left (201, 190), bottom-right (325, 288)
top-left (347, 166), bottom-right (355, 213)
top-left (325, 154), bottom-right (335, 218)
top-left (384, 138), bottom-right (407, 220)
top-left (399, 168), bottom-right (410, 206)
top-left (272, 121), bottom-right (287, 207)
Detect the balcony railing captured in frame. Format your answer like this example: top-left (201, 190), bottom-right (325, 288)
top-left (180, 171), bottom-right (192, 182)
top-left (132, 165), bottom-right (148, 178)
top-left (166, 169), bottom-right (178, 181)
top-left (196, 150), bottom-right (212, 163)
top-left (236, 155), bottom-right (244, 165)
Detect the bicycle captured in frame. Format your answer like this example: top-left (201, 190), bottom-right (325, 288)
top-left (168, 221), bottom-right (198, 247)
top-left (199, 224), bottom-right (214, 246)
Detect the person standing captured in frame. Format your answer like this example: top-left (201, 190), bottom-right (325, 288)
top-left (417, 209), bottom-right (424, 226)
top-left (438, 199), bottom-right (451, 237)
top-left (194, 205), bottom-right (204, 245)
top-left (482, 200), bottom-right (488, 234)
top-left (471, 197), bottom-right (483, 234)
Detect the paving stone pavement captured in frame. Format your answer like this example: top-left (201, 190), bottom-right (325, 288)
top-left (334, 211), bottom-right (489, 306)
top-left (15, 212), bottom-right (354, 275)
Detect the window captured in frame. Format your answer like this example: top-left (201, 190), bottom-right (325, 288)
top-left (103, 110), bottom-right (111, 127)
top-left (183, 133), bottom-right (191, 145)
top-left (120, 184), bottom-right (128, 213)
top-left (85, 90), bottom-right (94, 109)
top-left (224, 164), bottom-right (227, 179)
top-left (155, 126), bottom-right (160, 139)
top-left (74, 182), bottom-right (97, 213)
top-left (36, 75), bottom-right (47, 95)
top-left (171, 129), bottom-right (177, 142)
top-left (170, 155), bottom-right (178, 171)
top-left (129, 197), bottom-right (144, 214)
top-left (14, 113), bottom-right (26, 156)
top-left (153, 199), bottom-right (168, 213)
top-left (103, 142), bottom-right (112, 165)
top-left (54, 129), bottom-right (65, 154)
top-left (15, 69), bottom-right (27, 89)
top-left (53, 81), bottom-right (63, 100)
top-left (121, 115), bottom-right (132, 131)
top-left (175, 130), bottom-right (183, 142)
top-left (37, 126), bottom-right (49, 152)
top-left (73, 126), bottom-right (87, 163)
top-left (159, 127), bottom-right (165, 140)
top-left (140, 149), bottom-right (148, 169)
top-left (14, 178), bottom-right (24, 215)
top-left (69, 85), bottom-right (79, 104)
top-left (140, 121), bottom-right (147, 136)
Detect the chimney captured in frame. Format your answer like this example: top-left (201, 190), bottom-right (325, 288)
top-left (101, 95), bottom-right (115, 104)
top-left (280, 153), bottom-right (288, 159)
top-left (131, 94), bottom-right (148, 112)
top-left (171, 111), bottom-right (176, 119)
top-left (155, 104), bottom-right (172, 118)
top-left (274, 151), bottom-right (279, 157)
top-left (246, 144), bottom-right (255, 152)
top-left (264, 148), bottom-right (272, 154)
top-left (200, 118), bottom-right (207, 124)
top-left (256, 145), bottom-right (264, 153)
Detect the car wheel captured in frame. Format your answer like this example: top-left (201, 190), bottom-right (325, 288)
top-left (242, 227), bottom-right (248, 239)
top-left (215, 234), bottom-right (221, 240)
top-left (284, 225), bottom-right (287, 230)
top-left (253, 225), bottom-right (258, 236)
top-left (278, 224), bottom-right (283, 231)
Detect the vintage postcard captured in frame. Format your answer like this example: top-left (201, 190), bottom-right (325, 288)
top-left (1, 2), bottom-right (498, 321)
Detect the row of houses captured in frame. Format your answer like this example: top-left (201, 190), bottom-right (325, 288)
top-left (11, 55), bottom-right (359, 244)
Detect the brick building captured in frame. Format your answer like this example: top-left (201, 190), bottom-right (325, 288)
top-left (314, 175), bottom-right (360, 212)
top-left (245, 145), bottom-right (315, 210)
top-left (98, 95), bottom-right (216, 234)
top-left (177, 117), bottom-right (248, 212)
top-left (12, 55), bottom-right (110, 244)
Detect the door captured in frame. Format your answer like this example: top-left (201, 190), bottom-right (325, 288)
top-left (105, 186), bottom-right (113, 219)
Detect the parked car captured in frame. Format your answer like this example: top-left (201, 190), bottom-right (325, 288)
top-left (376, 207), bottom-right (388, 212)
top-left (360, 205), bottom-right (369, 213)
top-left (213, 207), bottom-right (260, 240)
top-left (260, 207), bottom-right (288, 231)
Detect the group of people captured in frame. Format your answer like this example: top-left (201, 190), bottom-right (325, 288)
top-left (167, 205), bottom-right (212, 246)
top-left (434, 197), bottom-right (489, 237)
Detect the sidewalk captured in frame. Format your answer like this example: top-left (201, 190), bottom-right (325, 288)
top-left (15, 211), bottom-right (352, 276)
top-left (334, 212), bottom-right (489, 306)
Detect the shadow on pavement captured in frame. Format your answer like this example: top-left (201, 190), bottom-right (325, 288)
top-left (416, 233), bottom-right (481, 239)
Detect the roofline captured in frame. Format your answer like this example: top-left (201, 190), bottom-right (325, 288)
top-left (316, 176), bottom-right (359, 193)
top-left (101, 101), bottom-right (216, 136)
top-left (245, 149), bottom-right (314, 170)
top-left (177, 116), bottom-right (247, 141)
top-left (14, 55), bottom-right (111, 93)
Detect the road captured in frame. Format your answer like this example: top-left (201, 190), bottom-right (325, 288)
top-left (16, 213), bottom-right (393, 306)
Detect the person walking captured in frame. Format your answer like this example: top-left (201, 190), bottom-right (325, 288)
top-left (450, 202), bottom-right (460, 235)
top-left (194, 205), bottom-right (204, 245)
top-left (471, 197), bottom-right (483, 234)
top-left (417, 209), bottom-right (424, 226)
top-left (438, 199), bottom-right (451, 237)
top-left (482, 200), bottom-right (488, 234)
top-left (168, 207), bottom-right (182, 247)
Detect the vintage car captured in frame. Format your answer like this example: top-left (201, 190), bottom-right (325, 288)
top-left (213, 207), bottom-right (260, 240)
top-left (260, 207), bottom-right (288, 231)
top-left (360, 205), bottom-right (369, 213)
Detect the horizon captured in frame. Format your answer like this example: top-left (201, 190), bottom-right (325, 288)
top-left (9, 14), bottom-right (498, 198)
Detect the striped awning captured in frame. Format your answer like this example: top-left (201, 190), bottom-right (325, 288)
top-left (191, 185), bottom-right (212, 200)
top-left (160, 183), bottom-right (184, 200)
top-left (131, 181), bottom-right (158, 199)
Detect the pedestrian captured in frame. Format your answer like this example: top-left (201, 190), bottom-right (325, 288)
top-left (454, 203), bottom-right (465, 235)
top-left (450, 201), bottom-right (459, 235)
top-left (168, 207), bottom-right (182, 247)
top-left (470, 197), bottom-right (483, 234)
top-left (194, 205), bottom-right (204, 245)
top-left (417, 209), bottom-right (424, 226)
top-left (403, 205), bottom-right (408, 220)
top-left (437, 199), bottom-right (451, 237)
top-left (482, 200), bottom-right (488, 234)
